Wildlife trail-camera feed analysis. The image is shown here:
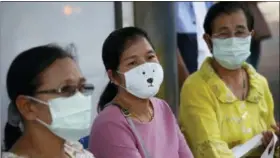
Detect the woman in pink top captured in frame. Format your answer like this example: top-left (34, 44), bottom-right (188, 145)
top-left (89, 27), bottom-right (193, 158)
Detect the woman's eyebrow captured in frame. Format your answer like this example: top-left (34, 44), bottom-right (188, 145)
top-left (217, 26), bottom-right (229, 33)
top-left (236, 25), bottom-right (247, 30)
top-left (123, 55), bottom-right (137, 61)
top-left (59, 77), bottom-right (86, 86)
top-left (147, 50), bottom-right (155, 54)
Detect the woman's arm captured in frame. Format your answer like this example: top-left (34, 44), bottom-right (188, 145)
top-left (262, 77), bottom-right (279, 157)
top-left (177, 49), bottom-right (189, 91)
top-left (89, 121), bottom-right (142, 158)
top-left (177, 125), bottom-right (194, 158)
top-left (159, 98), bottom-right (194, 158)
top-left (179, 77), bottom-right (234, 158)
top-left (263, 77), bottom-right (276, 129)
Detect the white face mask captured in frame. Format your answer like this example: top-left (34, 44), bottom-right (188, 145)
top-left (27, 92), bottom-right (93, 141)
top-left (212, 36), bottom-right (251, 70)
top-left (119, 62), bottom-right (164, 99)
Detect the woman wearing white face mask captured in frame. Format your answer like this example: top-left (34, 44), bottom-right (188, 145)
top-left (179, 2), bottom-right (279, 158)
top-left (2, 44), bottom-right (95, 158)
top-left (89, 27), bottom-right (193, 158)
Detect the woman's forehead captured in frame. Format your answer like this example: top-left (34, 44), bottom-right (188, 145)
top-left (39, 58), bottom-right (83, 88)
top-left (212, 10), bottom-right (248, 32)
top-left (121, 38), bottom-right (153, 60)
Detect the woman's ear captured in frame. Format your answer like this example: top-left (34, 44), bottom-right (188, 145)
top-left (107, 69), bottom-right (113, 80)
top-left (15, 95), bottom-right (38, 121)
top-left (107, 70), bottom-right (121, 86)
top-left (203, 33), bottom-right (213, 53)
top-left (251, 30), bottom-right (255, 38)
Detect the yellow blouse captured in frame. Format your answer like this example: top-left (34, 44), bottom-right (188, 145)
top-left (179, 57), bottom-right (276, 158)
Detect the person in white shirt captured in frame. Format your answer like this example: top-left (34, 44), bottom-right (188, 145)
top-left (175, 2), bottom-right (213, 73)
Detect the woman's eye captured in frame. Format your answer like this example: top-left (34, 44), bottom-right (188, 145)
top-left (61, 85), bottom-right (73, 92)
top-left (236, 31), bottom-right (246, 36)
top-left (128, 61), bottom-right (136, 66)
top-left (148, 55), bottom-right (156, 60)
top-left (220, 33), bottom-right (229, 36)
top-left (60, 85), bottom-right (77, 96)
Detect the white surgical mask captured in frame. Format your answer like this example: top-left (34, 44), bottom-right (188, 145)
top-left (212, 36), bottom-right (251, 70)
top-left (119, 62), bottom-right (164, 99)
top-left (27, 92), bottom-right (92, 141)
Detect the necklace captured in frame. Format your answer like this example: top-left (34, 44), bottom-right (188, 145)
top-left (241, 69), bottom-right (247, 100)
top-left (116, 100), bottom-right (154, 123)
top-left (221, 69), bottom-right (247, 100)
top-left (131, 107), bottom-right (154, 123)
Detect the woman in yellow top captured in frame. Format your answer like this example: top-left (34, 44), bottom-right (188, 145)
top-left (179, 2), bottom-right (279, 158)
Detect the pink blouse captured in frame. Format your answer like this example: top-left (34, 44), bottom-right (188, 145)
top-left (89, 97), bottom-right (193, 158)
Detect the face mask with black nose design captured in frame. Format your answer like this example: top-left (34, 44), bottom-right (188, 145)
top-left (118, 62), bottom-right (164, 99)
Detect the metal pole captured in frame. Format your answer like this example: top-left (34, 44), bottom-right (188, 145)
top-left (114, 2), bottom-right (123, 29)
top-left (134, 2), bottom-right (178, 116)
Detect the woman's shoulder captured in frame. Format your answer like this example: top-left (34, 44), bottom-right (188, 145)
top-left (245, 64), bottom-right (270, 91)
top-left (181, 73), bottom-right (210, 96)
top-left (151, 97), bottom-right (174, 116)
top-left (91, 104), bottom-right (129, 131)
top-left (94, 104), bottom-right (127, 122)
top-left (182, 71), bottom-right (209, 94)
top-left (150, 97), bottom-right (168, 108)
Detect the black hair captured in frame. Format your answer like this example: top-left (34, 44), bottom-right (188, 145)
top-left (4, 44), bottom-right (74, 151)
top-left (204, 2), bottom-right (254, 35)
top-left (98, 26), bottom-right (153, 112)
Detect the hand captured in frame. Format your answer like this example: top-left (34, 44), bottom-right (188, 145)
top-left (262, 123), bottom-right (280, 147)
top-left (271, 123), bottom-right (280, 135)
top-left (262, 131), bottom-right (273, 147)
top-left (271, 123), bottom-right (280, 147)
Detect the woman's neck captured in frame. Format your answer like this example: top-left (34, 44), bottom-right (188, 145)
top-left (212, 59), bottom-right (243, 80)
top-left (11, 123), bottom-right (66, 158)
top-left (114, 92), bottom-right (151, 117)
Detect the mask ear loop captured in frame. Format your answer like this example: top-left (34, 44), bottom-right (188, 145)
top-left (24, 96), bottom-right (49, 106)
top-left (24, 96), bottom-right (53, 127)
top-left (112, 71), bottom-right (128, 90)
top-left (109, 71), bottom-right (133, 113)
top-left (204, 34), bottom-right (213, 52)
